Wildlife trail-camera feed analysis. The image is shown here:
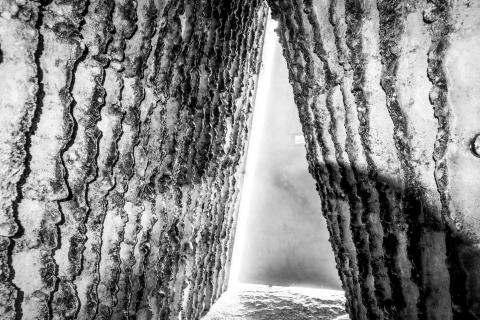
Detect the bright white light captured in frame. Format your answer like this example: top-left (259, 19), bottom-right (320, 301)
top-left (294, 134), bottom-right (306, 145)
top-left (229, 15), bottom-right (279, 288)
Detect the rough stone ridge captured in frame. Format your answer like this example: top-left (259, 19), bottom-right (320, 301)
top-left (1, 0), bottom-right (480, 320)
top-left (267, 0), bottom-right (480, 319)
top-left (0, 0), bottom-right (267, 319)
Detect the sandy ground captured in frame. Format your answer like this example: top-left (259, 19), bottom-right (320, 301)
top-left (202, 284), bottom-right (349, 320)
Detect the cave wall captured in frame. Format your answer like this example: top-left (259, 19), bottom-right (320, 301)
top-left (2, 0), bottom-right (480, 319)
top-left (267, 0), bottom-right (480, 319)
top-left (0, 0), bottom-right (267, 319)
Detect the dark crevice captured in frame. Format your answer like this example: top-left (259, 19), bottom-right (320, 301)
top-left (9, 3), bottom-right (48, 319)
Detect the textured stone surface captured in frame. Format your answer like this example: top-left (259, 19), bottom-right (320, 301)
top-left (1, 0), bottom-right (480, 319)
top-left (0, 0), bottom-right (267, 319)
top-left (267, 0), bottom-right (480, 319)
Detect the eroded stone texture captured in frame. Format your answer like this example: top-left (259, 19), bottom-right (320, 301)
top-left (0, 0), bottom-right (267, 319)
top-left (267, 0), bottom-right (480, 319)
top-left (2, 0), bottom-right (480, 319)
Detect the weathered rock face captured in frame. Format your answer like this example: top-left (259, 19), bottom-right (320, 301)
top-left (0, 0), bottom-right (266, 319)
top-left (2, 0), bottom-right (480, 319)
top-left (267, 0), bottom-right (480, 319)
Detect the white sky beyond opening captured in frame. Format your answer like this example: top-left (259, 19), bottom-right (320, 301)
top-left (229, 14), bottom-right (341, 289)
top-left (229, 15), bottom-right (278, 289)
top-left (204, 14), bottom-right (347, 320)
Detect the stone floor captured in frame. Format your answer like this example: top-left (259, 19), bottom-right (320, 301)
top-left (202, 284), bottom-right (349, 320)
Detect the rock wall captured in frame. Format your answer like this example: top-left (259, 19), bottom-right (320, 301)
top-left (0, 0), bottom-right (267, 319)
top-left (267, 0), bottom-right (480, 319)
top-left (2, 0), bottom-right (480, 319)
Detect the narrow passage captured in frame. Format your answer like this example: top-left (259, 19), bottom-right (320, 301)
top-left (204, 15), bottom-right (348, 320)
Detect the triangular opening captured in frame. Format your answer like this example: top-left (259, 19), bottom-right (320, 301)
top-left (203, 15), bottom-right (347, 320)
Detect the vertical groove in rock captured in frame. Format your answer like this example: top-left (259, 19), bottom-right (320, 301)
top-left (122, 1), bottom-right (163, 318)
top-left (308, 1), bottom-right (394, 318)
top-left (94, 1), bottom-right (138, 318)
top-left (344, 1), bottom-right (421, 317)
top-left (52, 0), bottom-right (114, 318)
top-left (10, 1), bottom-right (86, 318)
top-left (330, 1), bottom-right (393, 318)
top-left (425, 1), bottom-right (467, 317)
top-left (2, 0), bottom-right (480, 319)
top-left (111, 1), bottom-right (157, 317)
top-left (0, 2), bottom-right (40, 319)
top-left (269, 0), bottom-right (480, 319)
top-left (377, 1), bottom-right (451, 319)
top-left (69, 1), bottom-right (116, 318)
